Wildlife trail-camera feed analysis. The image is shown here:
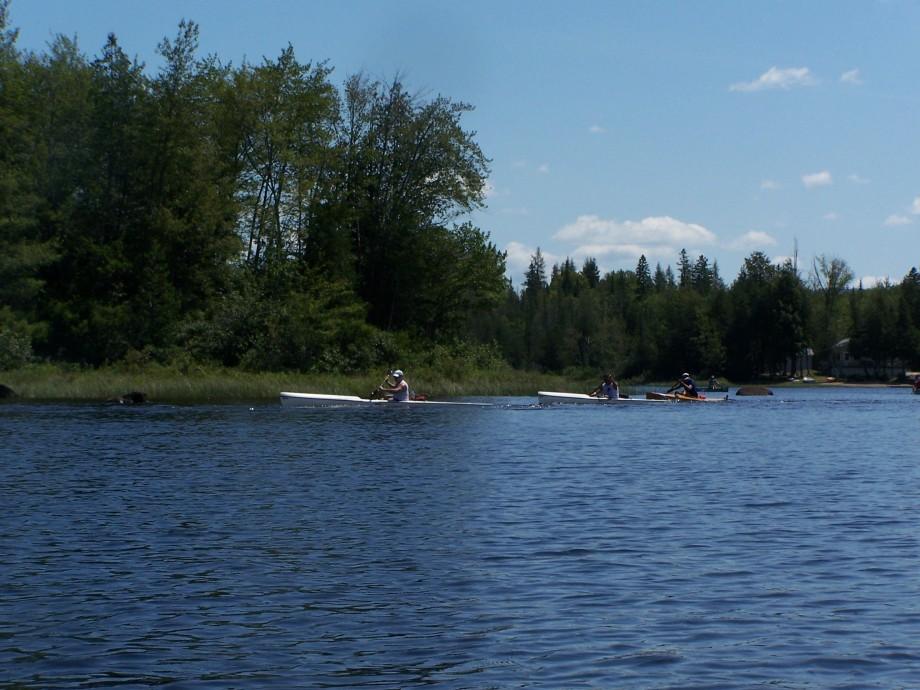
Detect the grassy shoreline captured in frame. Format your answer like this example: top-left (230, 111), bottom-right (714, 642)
top-left (0, 364), bottom-right (911, 402)
top-left (0, 363), bottom-right (597, 402)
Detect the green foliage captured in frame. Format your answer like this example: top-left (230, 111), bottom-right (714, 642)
top-left (0, 307), bottom-right (33, 370)
top-left (0, 8), bottom-right (915, 383)
top-left (524, 248), bottom-right (547, 297)
top-left (848, 284), bottom-right (908, 376)
top-left (409, 341), bottom-right (508, 379)
top-left (333, 74), bottom-right (492, 330)
top-left (581, 257), bottom-right (600, 288)
top-left (479, 246), bottom-right (864, 381)
top-left (232, 45), bottom-right (338, 273)
top-left (809, 254), bottom-right (854, 363)
top-left (176, 267), bottom-right (378, 372)
top-left (400, 222), bottom-right (506, 339)
top-left (0, 4), bottom-right (58, 346)
top-left (635, 255), bottom-right (653, 296)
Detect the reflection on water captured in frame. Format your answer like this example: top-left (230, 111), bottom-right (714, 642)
top-left (2, 388), bottom-right (920, 688)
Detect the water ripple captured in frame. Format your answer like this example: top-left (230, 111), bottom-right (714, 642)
top-left (2, 389), bottom-right (920, 687)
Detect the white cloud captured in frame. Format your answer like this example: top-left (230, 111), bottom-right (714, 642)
top-left (860, 276), bottom-right (890, 288)
top-left (555, 214), bottom-right (716, 246)
top-left (483, 181), bottom-right (497, 198)
top-left (802, 170), bottom-right (832, 188)
top-left (823, 212), bottom-right (839, 221)
top-left (588, 125), bottom-right (606, 134)
top-left (572, 243), bottom-right (653, 260)
top-left (885, 214), bottom-right (911, 226)
top-left (730, 66), bottom-right (816, 92)
top-left (848, 173), bottom-right (870, 185)
top-left (728, 230), bottom-right (777, 250)
top-left (912, 196), bottom-right (920, 214)
top-left (504, 242), bottom-right (533, 282)
top-left (840, 69), bottom-right (863, 85)
top-left (761, 179), bottom-right (780, 190)
top-left (551, 215), bottom-right (716, 267)
top-left (536, 163), bottom-right (550, 174)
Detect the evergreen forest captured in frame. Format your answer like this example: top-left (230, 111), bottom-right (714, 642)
top-left (2, 5), bottom-right (919, 381)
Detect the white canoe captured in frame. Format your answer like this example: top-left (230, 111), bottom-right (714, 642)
top-left (537, 391), bottom-right (667, 405)
top-left (279, 392), bottom-right (491, 408)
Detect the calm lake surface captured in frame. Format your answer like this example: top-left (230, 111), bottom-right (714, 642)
top-left (3, 387), bottom-right (920, 689)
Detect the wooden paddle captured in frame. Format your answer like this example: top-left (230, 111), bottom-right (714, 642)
top-left (370, 371), bottom-right (394, 399)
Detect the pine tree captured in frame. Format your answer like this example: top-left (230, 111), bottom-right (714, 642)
top-left (524, 248), bottom-right (547, 297)
top-left (678, 249), bottom-right (691, 288)
top-left (581, 256), bottom-right (600, 289)
top-left (635, 255), bottom-right (653, 295)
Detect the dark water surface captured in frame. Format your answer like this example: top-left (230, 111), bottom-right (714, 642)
top-left (3, 387), bottom-right (920, 688)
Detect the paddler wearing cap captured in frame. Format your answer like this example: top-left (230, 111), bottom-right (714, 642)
top-left (378, 369), bottom-right (410, 401)
top-left (588, 373), bottom-right (619, 399)
top-left (667, 372), bottom-right (700, 398)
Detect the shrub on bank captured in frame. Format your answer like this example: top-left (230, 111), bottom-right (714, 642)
top-left (0, 360), bottom-right (585, 402)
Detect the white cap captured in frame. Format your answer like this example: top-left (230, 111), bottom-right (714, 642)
top-left (392, 370), bottom-right (404, 378)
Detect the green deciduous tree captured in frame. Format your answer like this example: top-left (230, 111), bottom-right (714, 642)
top-left (3, 5), bottom-right (916, 382)
top-left (810, 254), bottom-right (854, 366)
top-left (0, 2), bottom-right (58, 360)
top-left (725, 252), bottom-right (775, 379)
top-left (398, 222), bottom-right (506, 340)
top-left (37, 32), bottom-right (149, 362)
top-left (233, 46), bottom-right (338, 274)
top-left (337, 74), bottom-right (490, 330)
top-left (768, 263), bottom-right (808, 376)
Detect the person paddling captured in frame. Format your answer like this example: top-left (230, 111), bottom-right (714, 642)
top-left (378, 369), bottom-right (410, 402)
top-left (588, 373), bottom-right (619, 399)
top-left (668, 372), bottom-right (700, 398)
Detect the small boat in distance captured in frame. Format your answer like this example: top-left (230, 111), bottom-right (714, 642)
top-left (706, 376), bottom-right (728, 392)
top-left (280, 392), bottom-right (491, 408)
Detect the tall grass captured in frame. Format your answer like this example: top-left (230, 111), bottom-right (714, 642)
top-left (0, 363), bottom-right (601, 402)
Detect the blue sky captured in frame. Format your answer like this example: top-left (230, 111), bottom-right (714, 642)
top-left (9, 0), bottom-right (920, 286)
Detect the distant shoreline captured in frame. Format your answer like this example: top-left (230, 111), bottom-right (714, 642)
top-left (1, 364), bottom-right (915, 402)
top-left (803, 382), bottom-right (913, 388)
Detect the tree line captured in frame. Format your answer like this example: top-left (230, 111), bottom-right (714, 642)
top-left (1, 4), bottom-right (917, 379)
top-left (477, 250), bottom-right (920, 381)
top-left (0, 7), bottom-right (505, 371)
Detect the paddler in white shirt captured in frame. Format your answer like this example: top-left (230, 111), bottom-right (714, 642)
top-left (378, 369), bottom-right (410, 401)
top-left (588, 373), bottom-right (619, 399)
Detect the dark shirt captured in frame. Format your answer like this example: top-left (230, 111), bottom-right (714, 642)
top-left (680, 378), bottom-right (699, 397)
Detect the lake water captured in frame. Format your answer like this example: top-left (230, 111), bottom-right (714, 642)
top-left (2, 386), bottom-right (920, 688)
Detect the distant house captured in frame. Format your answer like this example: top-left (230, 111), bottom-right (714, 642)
top-left (828, 338), bottom-right (906, 379)
top-left (786, 347), bottom-right (814, 377)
